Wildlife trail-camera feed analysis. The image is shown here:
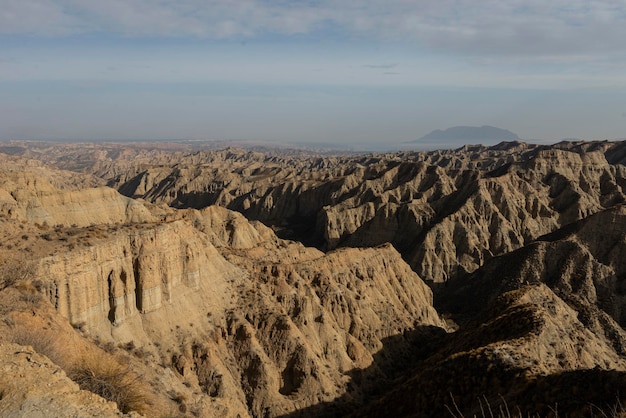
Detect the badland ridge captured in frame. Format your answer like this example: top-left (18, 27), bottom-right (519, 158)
top-left (1, 139), bottom-right (626, 417)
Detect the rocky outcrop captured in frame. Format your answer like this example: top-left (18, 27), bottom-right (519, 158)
top-left (36, 223), bottom-right (445, 417)
top-left (350, 204), bottom-right (626, 417)
top-left (198, 241), bottom-right (445, 417)
top-left (355, 283), bottom-right (626, 418)
top-left (438, 204), bottom-right (626, 352)
top-left (408, 149), bottom-right (626, 281)
top-left (189, 205), bottom-right (276, 249)
top-left (3, 140), bottom-right (626, 417)
top-left (35, 220), bottom-right (239, 333)
top-left (0, 162), bottom-right (152, 226)
top-left (24, 140), bottom-right (624, 283)
top-left (0, 161), bottom-right (447, 417)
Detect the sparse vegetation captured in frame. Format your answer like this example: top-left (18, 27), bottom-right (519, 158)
top-left (9, 327), bottom-right (150, 414)
top-left (9, 327), bottom-right (63, 364)
top-left (0, 255), bottom-right (35, 291)
top-left (445, 393), bottom-right (626, 418)
top-left (69, 350), bottom-right (149, 414)
top-left (18, 286), bottom-right (43, 304)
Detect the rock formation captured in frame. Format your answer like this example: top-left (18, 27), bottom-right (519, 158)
top-left (2, 139), bottom-right (626, 417)
top-left (18, 140), bottom-right (623, 284)
top-left (359, 203), bottom-right (626, 417)
top-left (0, 156), bottom-right (445, 417)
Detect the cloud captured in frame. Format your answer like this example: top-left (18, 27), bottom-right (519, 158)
top-left (0, 0), bottom-right (335, 38)
top-left (0, 0), bottom-right (78, 36)
top-left (363, 64), bottom-right (398, 69)
top-left (1, 0), bottom-right (624, 55)
top-left (2, 0), bottom-right (626, 84)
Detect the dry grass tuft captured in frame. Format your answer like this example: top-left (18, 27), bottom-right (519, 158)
top-left (9, 326), bottom-right (150, 414)
top-left (69, 349), bottom-right (149, 414)
top-left (446, 393), bottom-right (626, 418)
top-left (9, 327), bottom-right (65, 365)
top-left (0, 255), bottom-right (35, 291)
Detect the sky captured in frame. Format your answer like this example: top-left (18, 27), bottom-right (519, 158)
top-left (1, 0), bottom-right (626, 148)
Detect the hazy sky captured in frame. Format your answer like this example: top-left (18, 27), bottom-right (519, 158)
top-left (1, 0), bottom-right (626, 147)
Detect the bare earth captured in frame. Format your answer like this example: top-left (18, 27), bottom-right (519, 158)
top-left (2, 139), bottom-right (626, 417)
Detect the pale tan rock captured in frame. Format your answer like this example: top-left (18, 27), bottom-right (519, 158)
top-left (35, 220), bottom-right (241, 339)
top-left (41, 140), bottom-right (623, 285)
top-left (0, 165), bottom-right (153, 226)
top-left (3, 140), bottom-right (626, 418)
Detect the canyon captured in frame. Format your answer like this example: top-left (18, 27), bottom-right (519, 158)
top-left (1, 139), bottom-right (626, 417)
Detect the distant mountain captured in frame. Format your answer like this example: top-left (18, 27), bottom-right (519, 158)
top-left (414, 125), bottom-right (520, 143)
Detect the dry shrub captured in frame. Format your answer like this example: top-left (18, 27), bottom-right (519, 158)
top-left (446, 393), bottom-right (626, 418)
top-left (9, 327), bottom-right (65, 365)
top-left (9, 327), bottom-right (149, 415)
top-left (69, 349), bottom-right (149, 414)
top-left (15, 281), bottom-right (43, 304)
top-left (0, 255), bottom-right (35, 291)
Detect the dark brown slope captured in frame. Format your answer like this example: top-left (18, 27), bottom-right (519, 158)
top-left (440, 204), bottom-right (626, 352)
top-left (349, 204), bottom-right (626, 418)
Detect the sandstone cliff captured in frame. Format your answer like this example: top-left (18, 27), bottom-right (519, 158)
top-left (0, 156), bottom-right (152, 226)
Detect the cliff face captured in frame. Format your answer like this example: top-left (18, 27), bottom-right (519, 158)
top-left (0, 162), bottom-right (152, 226)
top-left (32, 222), bottom-right (444, 418)
top-left (0, 160), bottom-right (446, 417)
top-left (36, 220), bottom-right (237, 331)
